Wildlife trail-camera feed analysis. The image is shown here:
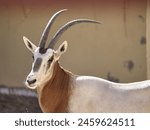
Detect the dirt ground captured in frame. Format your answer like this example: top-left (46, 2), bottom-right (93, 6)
top-left (0, 85), bottom-right (42, 113)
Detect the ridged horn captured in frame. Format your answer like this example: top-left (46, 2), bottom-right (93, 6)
top-left (48, 19), bottom-right (101, 49)
top-left (38, 9), bottom-right (67, 48)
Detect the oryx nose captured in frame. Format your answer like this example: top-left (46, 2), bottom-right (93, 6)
top-left (27, 79), bottom-right (37, 85)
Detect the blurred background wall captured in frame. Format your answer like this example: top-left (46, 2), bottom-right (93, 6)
top-left (0, 0), bottom-right (148, 87)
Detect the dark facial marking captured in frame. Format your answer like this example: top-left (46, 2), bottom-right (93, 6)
top-left (33, 58), bottom-right (42, 72)
top-left (39, 47), bottom-right (47, 54)
top-left (47, 55), bottom-right (54, 70)
top-left (48, 55), bottom-right (54, 62)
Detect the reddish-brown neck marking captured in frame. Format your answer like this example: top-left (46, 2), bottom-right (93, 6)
top-left (37, 61), bottom-right (72, 112)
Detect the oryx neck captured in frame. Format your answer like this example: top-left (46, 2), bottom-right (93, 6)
top-left (37, 61), bottom-right (72, 112)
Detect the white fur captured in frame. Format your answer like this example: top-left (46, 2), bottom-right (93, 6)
top-left (69, 76), bottom-right (150, 112)
top-left (23, 36), bottom-right (37, 53)
top-left (23, 37), bottom-right (150, 112)
top-left (23, 36), bottom-right (68, 89)
top-left (25, 47), bottom-right (55, 89)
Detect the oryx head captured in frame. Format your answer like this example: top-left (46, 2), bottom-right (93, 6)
top-left (23, 9), bottom-right (101, 89)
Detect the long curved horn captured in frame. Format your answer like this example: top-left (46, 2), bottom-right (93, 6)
top-left (48, 19), bottom-right (101, 49)
top-left (38, 9), bottom-right (67, 48)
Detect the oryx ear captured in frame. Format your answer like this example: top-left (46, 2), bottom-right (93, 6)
top-left (56, 41), bottom-right (68, 56)
top-left (23, 36), bottom-right (37, 53)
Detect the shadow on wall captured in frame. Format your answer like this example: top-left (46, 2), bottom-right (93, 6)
top-left (0, 85), bottom-right (42, 113)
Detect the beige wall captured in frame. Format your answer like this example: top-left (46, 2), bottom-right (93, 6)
top-left (0, 0), bottom-right (147, 87)
top-left (147, 0), bottom-right (150, 79)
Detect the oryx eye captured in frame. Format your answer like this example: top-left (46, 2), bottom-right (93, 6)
top-left (47, 55), bottom-right (54, 70)
top-left (48, 55), bottom-right (54, 62)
